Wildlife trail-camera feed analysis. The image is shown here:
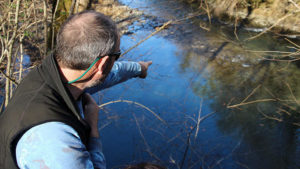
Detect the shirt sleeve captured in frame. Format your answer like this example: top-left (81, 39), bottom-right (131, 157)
top-left (86, 61), bottom-right (141, 94)
top-left (16, 122), bottom-right (106, 169)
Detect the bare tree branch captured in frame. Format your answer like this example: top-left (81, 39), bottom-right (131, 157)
top-left (43, 0), bottom-right (48, 55)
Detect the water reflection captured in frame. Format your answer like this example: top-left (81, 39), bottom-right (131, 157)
top-left (99, 0), bottom-right (300, 168)
top-left (179, 39), bottom-right (300, 168)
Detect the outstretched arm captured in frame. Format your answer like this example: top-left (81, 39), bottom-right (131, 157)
top-left (85, 61), bottom-right (152, 94)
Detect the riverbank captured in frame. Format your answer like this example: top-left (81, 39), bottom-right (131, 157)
top-left (92, 0), bottom-right (142, 35)
top-left (184, 0), bottom-right (300, 34)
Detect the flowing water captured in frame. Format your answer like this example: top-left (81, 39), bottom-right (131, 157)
top-left (93, 0), bottom-right (300, 169)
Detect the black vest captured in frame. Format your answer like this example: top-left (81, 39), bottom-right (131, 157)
top-left (0, 55), bottom-right (90, 169)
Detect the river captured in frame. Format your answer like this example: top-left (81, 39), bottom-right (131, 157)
top-left (94, 0), bottom-right (300, 169)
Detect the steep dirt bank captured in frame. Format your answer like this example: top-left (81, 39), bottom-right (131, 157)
top-left (186, 0), bottom-right (300, 33)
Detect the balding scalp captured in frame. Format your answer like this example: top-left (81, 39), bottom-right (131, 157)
top-left (55, 11), bottom-right (118, 70)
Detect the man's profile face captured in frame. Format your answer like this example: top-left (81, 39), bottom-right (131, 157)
top-left (86, 56), bottom-right (117, 88)
top-left (86, 37), bottom-right (120, 88)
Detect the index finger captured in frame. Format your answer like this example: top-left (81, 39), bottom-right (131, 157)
top-left (146, 61), bottom-right (153, 66)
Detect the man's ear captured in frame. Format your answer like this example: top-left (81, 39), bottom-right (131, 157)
top-left (95, 56), bottom-right (110, 74)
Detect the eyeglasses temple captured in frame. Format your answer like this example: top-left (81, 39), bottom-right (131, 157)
top-left (67, 57), bottom-right (100, 84)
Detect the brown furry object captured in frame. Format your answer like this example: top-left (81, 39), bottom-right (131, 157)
top-left (123, 162), bottom-right (166, 169)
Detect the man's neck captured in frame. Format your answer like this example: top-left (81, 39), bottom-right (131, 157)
top-left (59, 66), bottom-right (86, 100)
top-left (67, 84), bottom-right (84, 100)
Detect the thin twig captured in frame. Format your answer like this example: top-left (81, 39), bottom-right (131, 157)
top-left (167, 131), bottom-right (183, 143)
top-left (284, 38), bottom-right (300, 49)
top-left (121, 20), bottom-right (172, 57)
top-left (246, 12), bottom-right (298, 41)
top-left (120, 10), bottom-right (209, 58)
top-left (180, 130), bottom-right (191, 169)
top-left (245, 50), bottom-right (293, 54)
top-left (194, 99), bottom-right (203, 140)
top-left (43, 0), bottom-right (48, 55)
top-left (257, 107), bottom-right (282, 122)
top-left (99, 99), bottom-right (167, 125)
top-left (174, 12), bottom-right (202, 23)
top-left (278, 108), bottom-right (291, 116)
top-left (262, 57), bottom-right (300, 62)
top-left (51, 0), bottom-right (60, 51)
top-left (69, 0), bottom-right (76, 16)
top-left (5, 0), bottom-right (21, 106)
top-left (234, 12), bottom-right (239, 41)
top-left (33, 0), bottom-right (38, 36)
top-left (285, 82), bottom-right (300, 105)
top-left (203, 0), bottom-right (211, 25)
top-left (132, 113), bottom-right (162, 162)
top-left (180, 111), bottom-right (216, 169)
top-left (0, 34), bottom-right (4, 62)
top-left (227, 99), bottom-right (277, 108)
top-left (288, 0), bottom-right (300, 10)
top-left (25, 20), bottom-right (44, 30)
top-left (0, 69), bottom-right (19, 85)
top-left (241, 85), bottom-right (261, 103)
top-left (263, 86), bottom-right (276, 98)
top-left (211, 140), bottom-right (241, 169)
top-left (293, 122), bottom-right (300, 127)
top-left (199, 111), bottom-right (216, 122)
top-left (99, 121), bottom-right (113, 131)
top-left (18, 35), bottom-right (24, 82)
top-left (235, 161), bottom-right (250, 169)
top-left (75, 0), bottom-right (80, 13)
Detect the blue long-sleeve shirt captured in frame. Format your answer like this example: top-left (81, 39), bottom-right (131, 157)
top-left (15, 61), bottom-right (141, 169)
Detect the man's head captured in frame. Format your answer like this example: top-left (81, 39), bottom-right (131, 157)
top-left (55, 10), bottom-right (119, 70)
top-left (55, 11), bottom-right (120, 88)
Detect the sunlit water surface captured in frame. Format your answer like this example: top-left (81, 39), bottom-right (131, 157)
top-left (92, 0), bottom-right (300, 169)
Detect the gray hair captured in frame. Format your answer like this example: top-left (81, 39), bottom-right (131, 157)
top-left (55, 10), bottom-right (118, 70)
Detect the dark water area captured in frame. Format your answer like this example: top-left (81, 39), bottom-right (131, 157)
top-left (92, 0), bottom-right (300, 169)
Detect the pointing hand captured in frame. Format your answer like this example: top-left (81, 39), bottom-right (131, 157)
top-left (138, 61), bottom-right (152, 79)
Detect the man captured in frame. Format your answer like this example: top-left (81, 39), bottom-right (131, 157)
top-left (0, 10), bottom-right (152, 169)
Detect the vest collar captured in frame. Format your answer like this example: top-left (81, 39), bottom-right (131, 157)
top-left (39, 54), bottom-right (83, 121)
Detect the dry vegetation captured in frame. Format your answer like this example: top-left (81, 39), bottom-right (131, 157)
top-left (0, 0), bottom-right (94, 108)
top-left (187, 0), bottom-right (300, 33)
top-left (0, 0), bottom-right (52, 108)
top-left (0, 0), bottom-right (143, 110)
